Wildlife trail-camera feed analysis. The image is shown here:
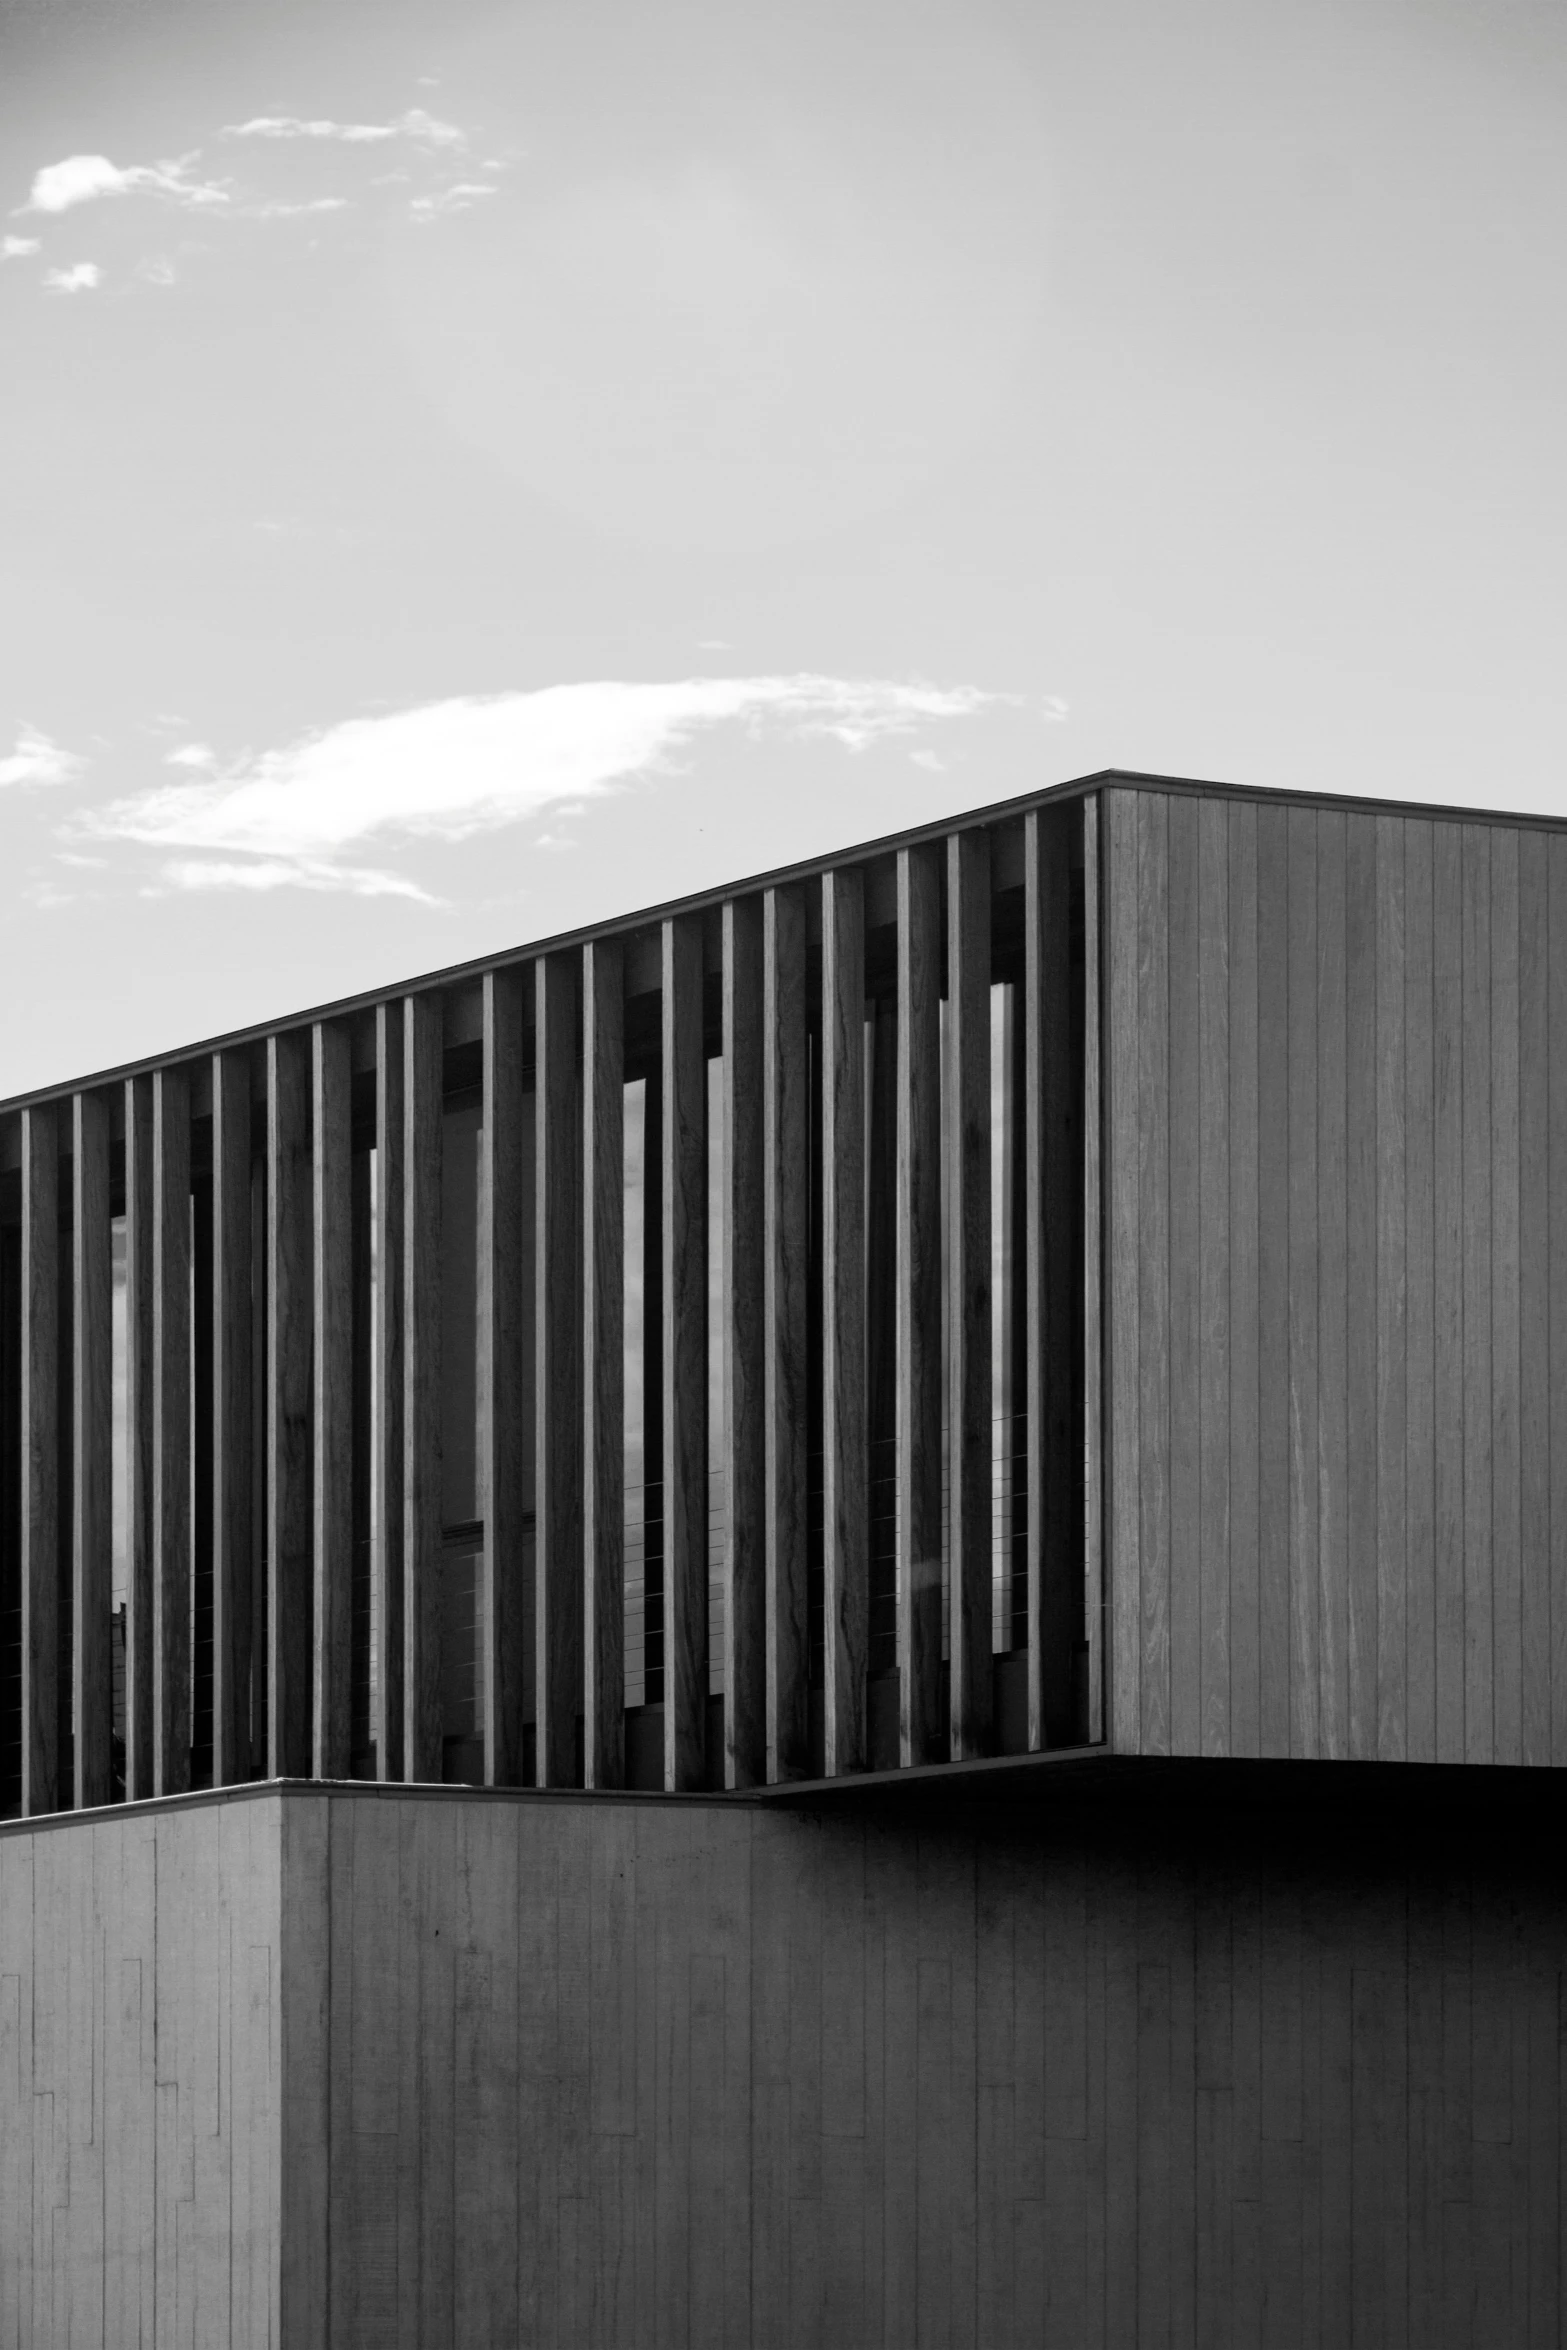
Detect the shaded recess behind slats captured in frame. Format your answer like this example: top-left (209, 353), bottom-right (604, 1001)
top-left (0, 783), bottom-right (1113, 1809)
top-left (1104, 783), bottom-right (1567, 1767)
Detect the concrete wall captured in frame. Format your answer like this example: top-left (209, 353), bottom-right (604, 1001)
top-left (0, 1788), bottom-right (284, 2349)
top-left (5, 1770), bottom-right (1566, 2346)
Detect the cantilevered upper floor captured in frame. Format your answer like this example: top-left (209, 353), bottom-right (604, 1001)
top-left (0, 771), bottom-right (1560, 1814)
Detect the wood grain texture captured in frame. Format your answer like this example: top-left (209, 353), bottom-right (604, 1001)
top-left (946, 829), bottom-right (992, 1761)
top-left (821, 866), bottom-right (869, 1776)
top-left (1432, 824), bottom-right (1465, 1766)
top-left (1167, 793), bottom-right (1201, 1761)
top-left (313, 1022), bottom-right (353, 1780)
top-left (1517, 831), bottom-right (1549, 1769)
top-left (1552, 837), bottom-right (1567, 1768)
top-left (1461, 825), bottom-right (1494, 1765)
top-left (1102, 793), bottom-right (1141, 1756)
top-left (896, 842), bottom-right (944, 1767)
top-left (153, 1067), bottom-right (192, 1799)
top-left (1137, 793), bottom-right (1172, 1757)
top-left (212, 1050), bottom-right (253, 1788)
top-left (1083, 794), bottom-right (1105, 1747)
top-left (721, 901), bottom-right (765, 1787)
top-left (402, 993), bottom-right (444, 1784)
top-left (1373, 822), bottom-right (1407, 1762)
top-left (123, 1076), bottom-right (155, 1802)
top-left (1196, 801), bottom-right (1230, 1760)
top-left (583, 940), bottom-right (626, 1790)
top-left (1317, 809), bottom-right (1349, 1760)
top-left (267, 1033), bottom-right (313, 1781)
top-left (373, 1002), bottom-right (405, 1783)
top-left (70, 1092), bottom-right (112, 1809)
top-left (1404, 824), bottom-right (1436, 1765)
top-left (762, 884), bottom-right (810, 1783)
top-left (1286, 807), bottom-right (1320, 1760)
top-left (536, 951), bottom-right (584, 1789)
top-left (481, 967), bottom-right (527, 1788)
top-left (1255, 806), bottom-right (1291, 1761)
top-left (662, 915), bottom-right (708, 1791)
top-left (1489, 828), bottom-right (1522, 1769)
top-left (20, 1107), bottom-right (60, 1817)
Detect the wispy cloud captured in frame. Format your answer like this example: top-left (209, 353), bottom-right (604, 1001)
top-left (43, 261), bottom-right (101, 293)
top-left (222, 109), bottom-right (464, 148)
top-left (22, 152), bottom-right (228, 215)
top-left (409, 182), bottom-right (498, 220)
top-left (87, 676), bottom-right (1013, 894)
top-left (247, 196), bottom-right (351, 219)
top-left (2, 234), bottom-right (40, 258)
top-left (0, 725), bottom-right (85, 788)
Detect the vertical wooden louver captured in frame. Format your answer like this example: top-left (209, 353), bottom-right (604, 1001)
top-left (0, 789), bottom-right (1104, 1812)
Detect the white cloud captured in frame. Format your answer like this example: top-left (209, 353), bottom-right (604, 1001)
top-left (222, 108), bottom-right (464, 148)
top-left (43, 262), bottom-right (101, 293)
top-left (166, 742), bottom-right (216, 769)
top-left (155, 856), bottom-right (431, 900)
top-left (247, 196), bottom-right (351, 219)
top-left (135, 255), bottom-right (176, 285)
top-left (23, 152), bottom-right (228, 215)
top-left (86, 676), bottom-right (1008, 892)
top-left (0, 725), bottom-right (85, 788)
top-left (2, 234), bottom-right (40, 258)
top-left (410, 182), bottom-right (498, 219)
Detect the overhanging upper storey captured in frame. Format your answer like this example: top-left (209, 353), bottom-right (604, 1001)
top-left (0, 781), bottom-right (1100, 1809)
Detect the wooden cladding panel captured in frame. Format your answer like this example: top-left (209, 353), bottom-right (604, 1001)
top-left (312, 1024), bottom-right (353, 1781)
top-left (895, 844), bottom-right (943, 1768)
top-left (821, 867), bottom-right (867, 1777)
top-left (212, 1051), bottom-right (253, 1786)
top-left (71, 1092), bottom-right (112, 1811)
top-left (583, 940), bottom-right (625, 1790)
top-left (20, 1106), bottom-right (58, 1817)
top-left (153, 1068), bottom-right (191, 1798)
top-left (663, 914), bottom-right (708, 1792)
top-left (1106, 784), bottom-right (1567, 1767)
top-left (535, 952), bottom-right (583, 1790)
top-left (268, 1033), bottom-right (313, 1781)
top-left (721, 901), bottom-right (765, 1789)
top-left (373, 1002), bottom-right (404, 1783)
top-left (946, 829), bottom-right (991, 1760)
top-left (480, 968), bottom-right (527, 1790)
top-left (403, 994), bottom-right (444, 1784)
top-left (123, 1077), bottom-right (154, 1801)
top-left (762, 885), bottom-right (810, 1785)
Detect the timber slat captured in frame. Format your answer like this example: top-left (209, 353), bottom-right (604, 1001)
top-left (212, 1050), bottom-right (253, 1787)
top-left (822, 866), bottom-right (868, 1777)
top-left (71, 1091), bottom-right (112, 1810)
top-left (583, 939), bottom-right (625, 1789)
top-left (480, 967), bottom-right (526, 1788)
top-left (721, 901), bottom-right (765, 1788)
top-left (312, 1022), bottom-right (353, 1780)
top-left (153, 1067), bottom-right (191, 1798)
top-left (403, 993), bottom-right (444, 1784)
top-left (267, 1034), bottom-right (312, 1780)
top-left (895, 842), bottom-right (943, 1768)
top-left (762, 885), bottom-right (810, 1783)
top-left (535, 951), bottom-right (583, 1789)
top-left (662, 914), bottom-right (708, 1791)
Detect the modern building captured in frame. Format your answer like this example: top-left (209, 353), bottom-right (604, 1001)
top-left (1, 770), bottom-right (1563, 2345)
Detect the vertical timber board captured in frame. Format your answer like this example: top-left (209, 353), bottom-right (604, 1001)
top-left (480, 967), bottom-right (526, 1788)
top-left (374, 1002), bottom-right (405, 1782)
top-left (212, 1051), bottom-right (253, 1788)
top-left (722, 901), bottom-right (766, 1787)
top-left (19, 1107), bottom-right (58, 1815)
top-left (1102, 790), bottom-right (1141, 1755)
top-left (1227, 802), bottom-right (1261, 1759)
top-left (1404, 822), bottom-right (1437, 1764)
top-left (583, 940), bottom-right (626, 1789)
top-left (1550, 836), bottom-right (1567, 1767)
top-left (268, 1033), bottom-right (313, 1780)
top-left (896, 841), bottom-right (944, 1766)
top-left (124, 1076), bottom-right (155, 1801)
top-left (153, 1068), bottom-right (192, 1798)
top-left (1489, 828), bottom-right (1522, 1768)
top-left (1431, 824), bottom-right (1465, 1764)
top-left (1137, 791), bottom-right (1172, 1756)
top-left (946, 830), bottom-right (992, 1760)
top-left (1346, 815), bottom-right (1378, 1761)
top-left (763, 885), bottom-right (811, 1782)
top-left (313, 1022), bottom-right (353, 1781)
top-left (1030, 809), bottom-right (1080, 1748)
top-left (1374, 820), bottom-right (1408, 1762)
top-left (1460, 825), bottom-right (1494, 1763)
top-left (1083, 795), bottom-right (1105, 1746)
top-left (662, 914), bottom-right (708, 1790)
top-left (1255, 806), bottom-right (1291, 1759)
top-left (536, 951), bottom-right (584, 1789)
top-left (1316, 810), bottom-right (1349, 1760)
top-left (403, 993), bottom-right (444, 1784)
top-left (1196, 799), bottom-right (1231, 1758)
top-left (1286, 807), bottom-right (1320, 1758)
top-left (1517, 826), bottom-right (1550, 1767)
top-left (1167, 792), bottom-right (1201, 1758)
top-left (821, 868), bottom-right (869, 1777)
top-left (72, 1092), bottom-right (113, 1808)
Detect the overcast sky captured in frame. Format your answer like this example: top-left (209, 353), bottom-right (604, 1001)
top-left (3, 0), bottom-right (1565, 1097)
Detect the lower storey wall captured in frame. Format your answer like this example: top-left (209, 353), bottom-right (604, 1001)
top-left (293, 1773), bottom-right (1566, 2350)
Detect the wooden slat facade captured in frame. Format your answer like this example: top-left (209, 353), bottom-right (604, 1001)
top-left (6, 770), bottom-right (1556, 1807)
